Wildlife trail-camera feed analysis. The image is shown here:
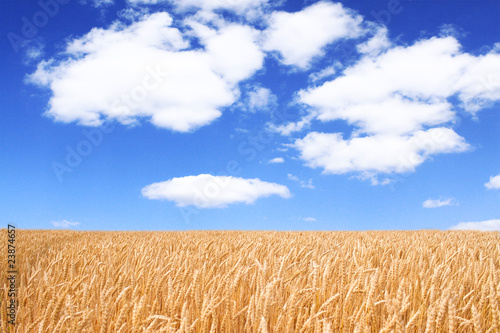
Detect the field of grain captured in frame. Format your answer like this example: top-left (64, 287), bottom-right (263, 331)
top-left (1, 230), bottom-right (499, 332)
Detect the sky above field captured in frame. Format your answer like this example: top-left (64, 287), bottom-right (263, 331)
top-left (1, 0), bottom-right (499, 231)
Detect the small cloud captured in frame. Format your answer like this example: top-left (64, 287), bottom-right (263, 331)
top-left (239, 85), bottom-right (277, 113)
top-left (371, 178), bottom-right (392, 186)
top-left (93, 0), bottom-right (114, 7)
top-left (354, 172), bottom-right (393, 186)
top-left (51, 220), bottom-right (80, 228)
top-left (268, 113), bottom-right (315, 136)
top-left (439, 23), bottom-right (467, 39)
top-left (287, 173), bottom-right (315, 189)
top-left (21, 43), bottom-right (46, 66)
top-left (118, 8), bottom-right (150, 21)
top-left (167, 0), bottom-right (267, 14)
top-left (142, 174), bottom-right (291, 208)
top-left (301, 179), bottom-right (315, 189)
top-left (248, 86), bottom-right (276, 111)
top-left (235, 128), bottom-right (250, 134)
top-left (309, 65), bottom-right (337, 82)
top-left (25, 45), bottom-right (44, 61)
top-left (423, 198), bottom-right (454, 208)
top-left (301, 217), bottom-right (317, 222)
top-left (269, 157), bottom-right (284, 164)
top-left (485, 174), bottom-right (500, 189)
top-left (449, 219), bottom-right (500, 232)
top-left (128, 0), bottom-right (165, 4)
top-left (81, 0), bottom-right (114, 7)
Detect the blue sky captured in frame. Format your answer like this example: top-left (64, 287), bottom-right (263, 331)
top-left (1, 0), bottom-right (499, 231)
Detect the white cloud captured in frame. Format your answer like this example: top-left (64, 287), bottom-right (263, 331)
top-left (357, 26), bottom-right (390, 56)
top-left (268, 157), bottom-right (284, 164)
top-left (263, 1), bottom-right (364, 68)
top-left (235, 128), bottom-right (250, 134)
top-left (268, 112), bottom-right (316, 136)
top-left (142, 174), bottom-right (291, 208)
top-left (25, 46), bottom-right (44, 61)
top-left (198, 24), bottom-right (264, 84)
top-left (244, 86), bottom-right (277, 112)
top-left (301, 179), bottom-right (315, 189)
top-left (290, 35), bottom-right (500, 177)
top-left (485, 174), bottom-right (500, 189)
top-left (309, 65), bottom-right (337, 83)
top-left (423, 198), bottom-right (454, 208)
top-left (294, 128), bottom-right (469, 175)
top-left (168, 0), bottom-right (267, 14)
top-left (287, 173), bottom-right (315, 189)
top-left (128, 0), bottom-right (164, 4)
top-left (301, 217), bottom-right (317, 222)
top-left (449, 219), bottom-right (500, 232)
top-left (370, 178), bottom-right (392, 186)
top-left (28, 12), bottom-right (264, 132)
top-left (117, 8), bottom-right (151, 21)
top-left (51, 220), bottom-right (80, 228)
top-left (249, 87), bottom-right (273, 110)
top-left (354, 172), bottom-right (392, 186)
top-left (88, 0), bottom-right (113, 7)
top-left (439, 24), bottom-right (467, 40)
top-left (301, 36), bottom-right (500, 133)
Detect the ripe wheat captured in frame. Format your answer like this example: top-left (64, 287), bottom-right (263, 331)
top-left (1, 229), bottom-right (499, 332)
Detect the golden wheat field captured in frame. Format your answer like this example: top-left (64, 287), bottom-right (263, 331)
top-left (1, 230), bottom-right (499, 332)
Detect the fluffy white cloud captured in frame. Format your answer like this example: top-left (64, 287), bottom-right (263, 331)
top-left (301, 217), bottom-right (317, 222)
top-left (28, 12), bottom-right (264, 132)
top-left (268, 157), bottom-right (284, 164)
top-left (294, 128), bottom-right (469, 175)
top-left (288, 35), bottom-right (500, 177)
top-left (301, 36), bottom-right (500, 133)
top-left (423, 198), bottom-right (454, 208)
top-left (51, 220), bottom-right (80, 228)
top-left (263, 1), bottom-right (364, 68)
top-left (142, 174), bottom-right (291, 208)
top-left (485, 174), bottom-right (500, 189)
top-left (449, 219), bottom-right (500, 232)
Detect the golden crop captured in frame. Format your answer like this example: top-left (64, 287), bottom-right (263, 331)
top-left (1, 230), bottom-right (499, 332)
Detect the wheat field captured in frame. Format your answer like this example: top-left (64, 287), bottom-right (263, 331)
top-left (1, 230), bottom-right (499, 332)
